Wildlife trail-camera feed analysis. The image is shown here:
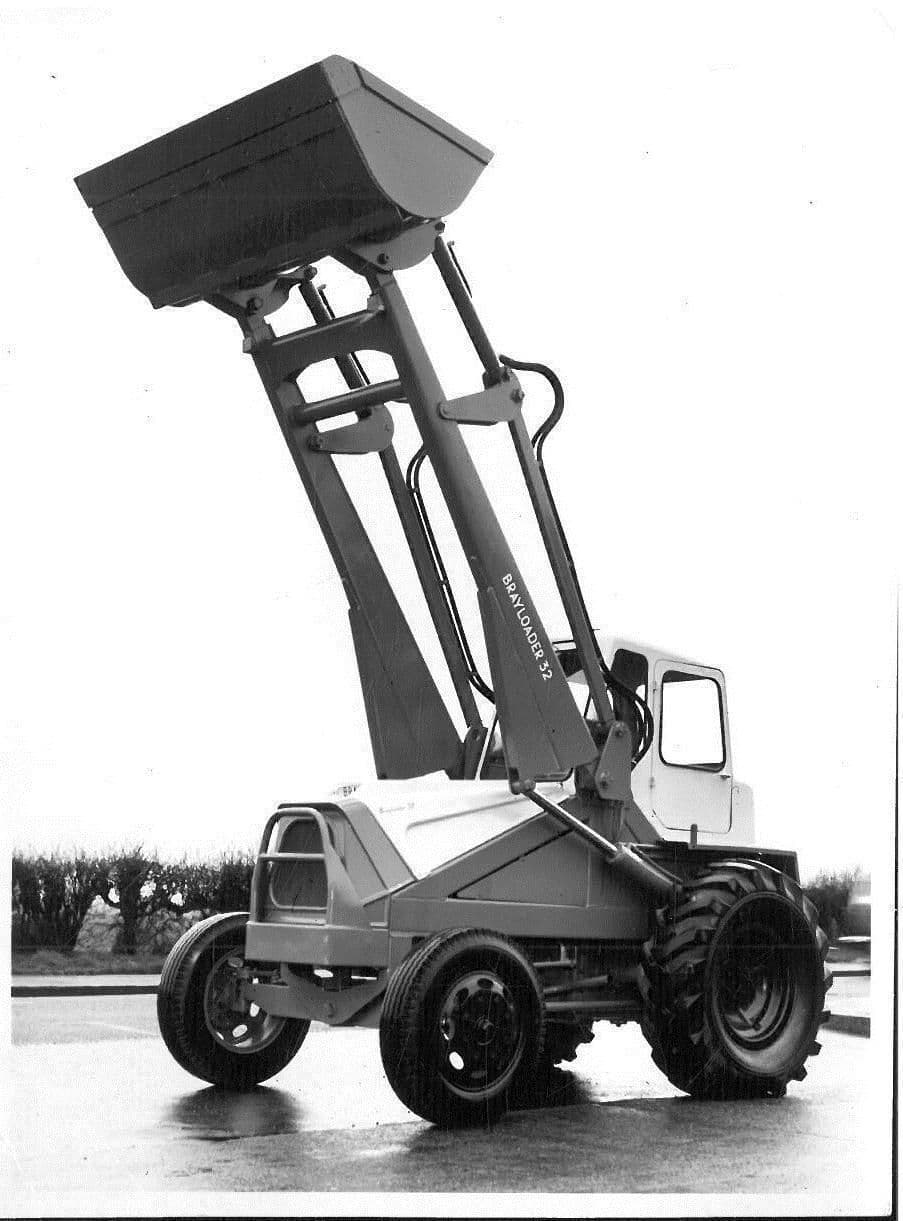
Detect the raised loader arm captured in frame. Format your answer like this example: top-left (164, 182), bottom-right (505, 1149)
top-left (207, 226), bottom-right (604, 791)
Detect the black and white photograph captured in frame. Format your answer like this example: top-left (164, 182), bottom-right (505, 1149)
top-left (1, 2), bottom-right (898, 1216)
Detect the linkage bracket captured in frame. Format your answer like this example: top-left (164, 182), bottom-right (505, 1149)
top-left (437, 375), bottom-right (524, 426)
top-left (308, 407), bottom-right (395, 455)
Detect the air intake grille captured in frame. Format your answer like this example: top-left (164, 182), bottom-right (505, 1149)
top-left (268, 817), bottom-right (328, 910)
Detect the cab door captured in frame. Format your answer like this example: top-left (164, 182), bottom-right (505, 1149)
top-left (651, 660), bottom-right (732, 834)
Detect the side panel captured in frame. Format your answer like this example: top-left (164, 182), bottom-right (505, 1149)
top-left (389, 808), bottom-right (652, 941)
top-left (388, 894), bottom-right (650, 941)
top-left (455, 832), bottom-right (589, 904)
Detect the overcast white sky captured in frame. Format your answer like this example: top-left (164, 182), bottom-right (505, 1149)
top-left (0, 2), bottom-right (899, 885)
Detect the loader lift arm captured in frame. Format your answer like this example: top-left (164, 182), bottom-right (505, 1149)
top-left (208, 225), bottom-right (637, 803)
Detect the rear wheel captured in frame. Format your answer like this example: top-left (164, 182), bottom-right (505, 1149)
top-left (157, 912), bottom-right (309, 1089)
top-left (640, 861), bottom-right (831, 1099)
top-left (379, 928), bottom-right (545, 1126)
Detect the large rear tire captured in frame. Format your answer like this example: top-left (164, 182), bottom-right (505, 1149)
top-left (640, 861), bottom-right (831, 1099)
top-left (379, 928), bottom-right (545, 1127)
top-left (157, 912), bottom-right (309, 1089)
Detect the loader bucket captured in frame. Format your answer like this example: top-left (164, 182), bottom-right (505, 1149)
top-left (74, 55), bottom-right (493, 308)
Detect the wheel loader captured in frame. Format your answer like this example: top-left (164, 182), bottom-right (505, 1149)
top-left (76, 55), bottom-right (831, 1127)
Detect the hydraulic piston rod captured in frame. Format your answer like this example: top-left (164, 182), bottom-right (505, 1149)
top-left (527, 790), bottom-right (679, 898)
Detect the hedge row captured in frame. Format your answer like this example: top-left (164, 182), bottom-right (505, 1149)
top-left (11, 847), bottom-right (255, 954)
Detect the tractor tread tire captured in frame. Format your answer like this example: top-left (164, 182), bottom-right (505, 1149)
top-left (157, 912), bottom-right (309, 1090)
top-left (640, 860), bottom-right (831, 1100)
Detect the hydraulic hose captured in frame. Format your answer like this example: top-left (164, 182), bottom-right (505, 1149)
top-left (498, 354), bottom-right (655, 765)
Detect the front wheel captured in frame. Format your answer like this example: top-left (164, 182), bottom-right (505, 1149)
top-left (640, 861), bottom-right (831, 1099)
top-left (157, 912), bottom-right (309, 1089)
top-left (379, 928), bottom-right (545, 1127)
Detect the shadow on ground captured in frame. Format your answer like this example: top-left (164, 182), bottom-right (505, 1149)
top-left (166, 1062), bottom-right (629, 1147)
top-left (168, 1085), bottom-right (306, 1141)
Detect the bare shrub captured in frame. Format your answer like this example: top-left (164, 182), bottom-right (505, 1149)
top-left (11, 852), bottom-right (104, 949)
top-left (804, 866), bottom-right (862, 941)
top-left (96, 846), bottom-right (185, 955)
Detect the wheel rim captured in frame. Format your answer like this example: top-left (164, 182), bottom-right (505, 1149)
top-left (203, 950), bottom-right (285, 1056)
top-left (710, 895), bottom-right (817, 1073)
top-left (436, 969), bottom-right (526, 1099)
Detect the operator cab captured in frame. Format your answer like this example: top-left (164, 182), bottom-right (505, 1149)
top-left (478, 634), bottom-right (753, 845)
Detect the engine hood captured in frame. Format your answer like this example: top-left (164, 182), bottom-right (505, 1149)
top-left (335, 774), bottom-right (570, 879)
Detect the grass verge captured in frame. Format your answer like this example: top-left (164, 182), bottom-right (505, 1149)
top-left (12, 949), bottom-right (165, 975)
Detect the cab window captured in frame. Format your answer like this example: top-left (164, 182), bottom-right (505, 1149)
top-left (659, 670), bottom-right (725, 770)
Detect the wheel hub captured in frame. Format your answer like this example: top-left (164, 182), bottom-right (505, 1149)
top-left (203, 950), bottom-right (286, 1056)
top-left (437, 970), bottom-right (524, 1095)
top-left (710, 895), bottom-right (811, 1063)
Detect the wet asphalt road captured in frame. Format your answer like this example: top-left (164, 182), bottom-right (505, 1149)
top-left (5, 990), bottom-right (891, 1208)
